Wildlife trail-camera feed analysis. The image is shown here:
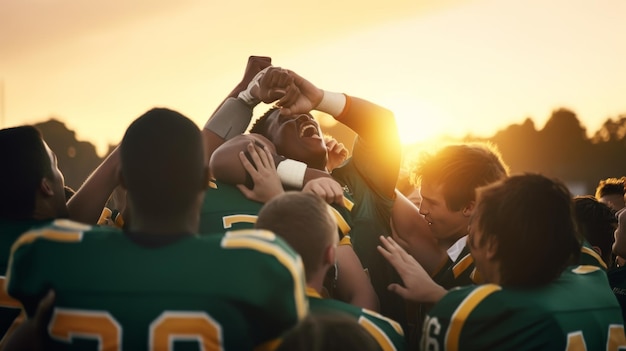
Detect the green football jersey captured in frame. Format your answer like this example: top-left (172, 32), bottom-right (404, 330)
top-left (7, 219), bottom-right (308, 350)
top-left (580, 240), bottom-right (608, 270)
top-left (307, 288), bottom-right (406, 351)
top-left (0, 219), bottom-right (51, 343)
top-left (199, 180), bottom-right (263, 234)
top-left (422, 266), bottom-right (626, 351)
top-left (332, 156), bottom-right (405, 330)
top-left (432, 245), bottom-right (477, 289)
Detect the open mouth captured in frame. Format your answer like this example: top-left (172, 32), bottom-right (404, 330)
top-left (299, 124), bottom-right (320, 138)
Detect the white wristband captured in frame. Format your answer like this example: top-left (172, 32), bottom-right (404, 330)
top-left (276, 159), bottom-right (307, 189)
top-left (315, 91), bottom-right (346, 117)
top-left (237, 67), bottom-right (270, 107)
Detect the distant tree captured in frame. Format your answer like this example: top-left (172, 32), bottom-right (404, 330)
top-left (490, 118), bottom-right (542, 174)
top-left (34, 119), bottom-right (103, 190)
top-left (592, 114), bottom-right (626, 143)
top-left (538, 108), bottom-right (591, 179)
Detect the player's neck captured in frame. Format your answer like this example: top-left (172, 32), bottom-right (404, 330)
top-left (130, 212), bottom-right (199, 236)
top-left (308, 271), bottom-right (327, 294)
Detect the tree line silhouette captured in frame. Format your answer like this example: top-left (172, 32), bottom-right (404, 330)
top-left (34, 108), bottom-right (626, 195)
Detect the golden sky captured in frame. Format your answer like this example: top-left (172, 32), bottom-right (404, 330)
top-left (1, 0), bottom-right (625, 155)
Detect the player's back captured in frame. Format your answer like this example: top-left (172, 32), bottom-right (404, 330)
top-left (423, 266), bottom-right (626, 350)
top-left (7, 220), bottom-right (308, 350)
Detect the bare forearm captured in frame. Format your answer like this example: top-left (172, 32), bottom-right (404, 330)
top-left (67, 146), bottom-right (120, 224)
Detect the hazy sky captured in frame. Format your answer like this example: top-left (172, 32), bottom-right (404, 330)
top-left (2, 0), bottom-right (625, 155)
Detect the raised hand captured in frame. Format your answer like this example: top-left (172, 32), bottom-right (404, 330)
top-left (324, 136), bottom-right (348, 172)
top-left (377, 236), bottom-right (447, 304)
top-left (240, 56), bottom-right (272, 87)
top-left (236, 142), bottom-right (284, 203)
top-left (256, 67), bottom-right (299, 106)
top-left (277, 70), bottom-right (324, 116)
top-left (302, 177), bottom-right (345, 206)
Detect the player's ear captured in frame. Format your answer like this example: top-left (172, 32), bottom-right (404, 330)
top-left (462, 200), bottom-right (475, 217)
top-left (323, 244), bottom-right (336, 266)
top-left (485, 236), bottom-right (498, 260)
top-left (39, 178), bottom-right (54, 197)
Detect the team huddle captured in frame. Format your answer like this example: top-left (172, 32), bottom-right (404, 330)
top-left (1, 56), bottom-right (625, 350)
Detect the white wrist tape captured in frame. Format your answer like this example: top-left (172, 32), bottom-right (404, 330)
top-left (237, 67), bottom-right (270, 107)
top-left (315, 91), bottom-right (346, 117)
top-left (276, 159), bottom-right (307, 189)
top-left (204, 98), bottom-right (253, 140)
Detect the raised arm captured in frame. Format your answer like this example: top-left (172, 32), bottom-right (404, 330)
top-left (202, 56), bottom-right (271, 166)
top-left (67, 145), bottom-right (120, 224)
top-left (281, 70), bottom-right (401, 198)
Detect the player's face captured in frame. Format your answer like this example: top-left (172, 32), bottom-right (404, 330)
top-left (44, 142), bottom-right (69, 218)
top-left (419, 182), bottom-right (469, 247)
top-left (264, 110), bottom-right (328, 171)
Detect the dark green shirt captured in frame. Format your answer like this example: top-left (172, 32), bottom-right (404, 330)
top-left (7, 220), bottom-right (308, 350)
top-left (423, 266), bottom-right (625, 351)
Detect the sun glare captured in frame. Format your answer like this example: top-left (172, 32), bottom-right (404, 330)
top-left (382, 97), bottom-right (451, 145)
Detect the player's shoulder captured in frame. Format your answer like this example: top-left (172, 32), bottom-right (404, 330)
top-left (580, 242), bottom-right (608, 270)
top-left (433, 284), bottom-right (503, 316)
top-left (12, 219), bottom-right (119, 251)
top-left (205, 229), bottom-right (300, 261)
top-left (359, 307), bottom-right (405, 338)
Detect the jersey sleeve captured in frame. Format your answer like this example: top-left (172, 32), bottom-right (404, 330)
top-left (422, 285), bottom-right (501, 351)
top-left (219, 229), bottom-right (309, 341)
top-left (6, 230), bottom-right (47, 316)
top-left (6, 220), bottom-right (88, 316)
top-left (359, 308), bottom-right (407, 351)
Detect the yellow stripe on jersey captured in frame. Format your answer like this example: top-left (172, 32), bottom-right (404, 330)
top-left (0, 276), bottom-right (22, 308)
top-left (329, 206), bottom-right (351, 238)
top-left (222, 215), bottom-right (258, 229)
top-left (50, 219), bottom-right (92, 232)
top-left (581, 246), bottom-right (607, 270)
top-left (445, 284), bottom-right (501, 351)
top-left (362, 308), bottom-right (404, 336)
top-left (339, 235), bottom-right (352, 246)
top-left (452, 254), bottom-right (474, 278)
top-left (571, 265), bottom-right (601, 275)
top-left (11, 229), bottom-right (84, 254)
top-left (221, 230), bottom-right (308, 320)
top-left (6, 228), bottom-right (84, 289)
top-left (225, 229), bottom-right (275, 241)
top-left (470, 268), bottom-right (484, 284)
top-left (342, 197), bottom-right (354, 211)
top-left (359, 316), bottom-right (397, 351)
top-left (208, 179), bottom-right (218, 189)
top-left (305, 286), bottom-right (322, 298)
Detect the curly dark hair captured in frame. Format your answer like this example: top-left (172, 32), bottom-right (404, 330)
top-left (249, 107), bottom-right (280, 137)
